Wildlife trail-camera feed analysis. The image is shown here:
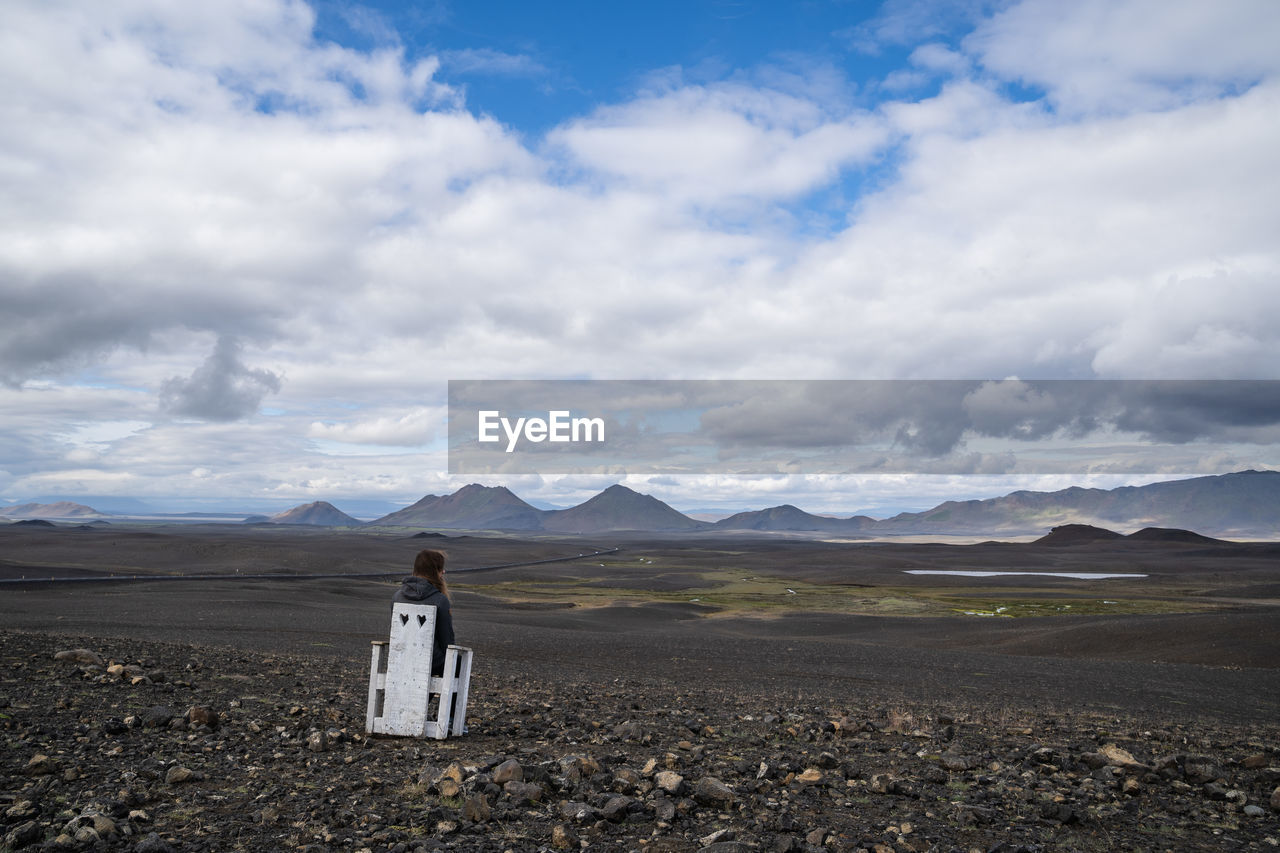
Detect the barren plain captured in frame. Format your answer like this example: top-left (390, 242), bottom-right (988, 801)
top-left (2, 523), bottom-right (1278, 851)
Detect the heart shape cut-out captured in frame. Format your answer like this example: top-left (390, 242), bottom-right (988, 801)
top-left (399, 613), bottom-right (409, 625)
top-left (417, 614), bottom-right (428, 627)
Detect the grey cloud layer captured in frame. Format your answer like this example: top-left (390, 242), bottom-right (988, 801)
top-left (449, 380), bottom-right (1280, 475)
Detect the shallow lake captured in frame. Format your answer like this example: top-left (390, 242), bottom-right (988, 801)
top-left (903, 570), bottom-right (1148, 579)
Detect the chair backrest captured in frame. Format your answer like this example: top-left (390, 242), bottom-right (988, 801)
top-left (382, 603), bottom-right (437, 734)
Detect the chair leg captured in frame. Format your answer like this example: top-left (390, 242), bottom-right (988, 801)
top-left (366, 642), bottom-right (387, 734)
top-left (449, 647), bottom-right (473, 737)
top-left (431, 647), bottom-right (460, 740)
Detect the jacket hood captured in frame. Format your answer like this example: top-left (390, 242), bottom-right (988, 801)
top-left (397, 576), bottom-right (442, 602)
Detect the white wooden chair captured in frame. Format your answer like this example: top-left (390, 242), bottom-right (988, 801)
top-left (366, 603), bottom-right (473, 739)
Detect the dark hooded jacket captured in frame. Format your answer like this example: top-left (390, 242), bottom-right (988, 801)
top-left (392, 577), bottom-right (454, 676)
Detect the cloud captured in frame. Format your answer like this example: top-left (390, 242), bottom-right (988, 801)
top-left (160, 337), bottom-right (282, 421)
top-left (549, 79), bottom-right (890, 205)
top-left (967, 0), bottom-right (1280, 114)
top-left (441, 48), bottom-right (548, 77)
top-left (308, 407), bottom-right (444, 446)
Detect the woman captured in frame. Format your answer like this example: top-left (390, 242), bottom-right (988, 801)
top-left (393, 549), bottom-right (455, 676)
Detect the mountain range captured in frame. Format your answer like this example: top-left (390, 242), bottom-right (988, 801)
top-left (363, 470), bottom-right (1280, 537)
top-left (6, 470), bottom-right (1279, 537)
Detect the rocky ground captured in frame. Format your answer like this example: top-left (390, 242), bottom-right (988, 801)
top-left (3, 629), bottom-right (1279, 853)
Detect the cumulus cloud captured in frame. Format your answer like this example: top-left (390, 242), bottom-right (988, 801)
top-left (549, 80), bottom-right (889, 205)
top-left (160, 337), bottom-right (282, 421)
top-left (968, 0), bottom-right (1280, 114)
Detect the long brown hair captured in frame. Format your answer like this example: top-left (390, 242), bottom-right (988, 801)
top-left (412, 548), bottom-right (448, 598)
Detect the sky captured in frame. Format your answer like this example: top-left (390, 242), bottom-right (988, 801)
top-left (2, 0), bottom-right (1279, 517)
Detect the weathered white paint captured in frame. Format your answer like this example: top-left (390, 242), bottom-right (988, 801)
top-left (366, 603), bottom-right (473, 739)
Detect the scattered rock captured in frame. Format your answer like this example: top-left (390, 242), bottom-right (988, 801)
top-left (4, 820), bottom-right (40, 849)
top-left (187, 705), bottom-right (219, 729)
top-left (134, 832), bottom-right (177, 853)
top-left (23, 753), bottom-right (55, 776)
top-left (693, 776), bottom-right (735, 808)
top-left (142, 706), bottom-right (175, 729)
top-left (551, 823), bottom-right (578, 849)
top-left (492, 758), bottom-right (522, 784)
top-left (655, 770), bottom-right (686, 795)
top-left (54, 648), bottom-right (103, 666)
top-left (796, 767), bottom-right (824, 785)
top-left (165, 765), bottom-right (198, 785)
top-left (462, 793), bottom-right (491, 822)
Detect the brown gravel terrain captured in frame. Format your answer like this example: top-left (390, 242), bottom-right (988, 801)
top-left (2, 523), bottom-right (1279, 851)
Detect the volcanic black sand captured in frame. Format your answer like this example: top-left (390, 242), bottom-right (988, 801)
top-left (2, 523), bottom-right (1279, 851)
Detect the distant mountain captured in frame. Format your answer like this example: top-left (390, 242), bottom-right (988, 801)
top-left (875, 470), bottom-right (1280, 537)
top-left (542, 485), bottom-right (705, 533)
top-left (0, 501), bottom-right (105, 519)
top-left (1125, 527), bottom-right (1226, 545)
top-left (712, 504), bottom-right (874, 533)
top-left (32, 495), bottom-right (152, 514)
top-left (1033, 524), bottom-right (1125, 546)
top-left (373, 484), bottom-right (543, 530)
top-left (268, 501), bottom-right (360, 526)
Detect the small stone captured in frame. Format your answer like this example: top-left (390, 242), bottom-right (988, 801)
top-left (600, 796), bottom-right (632, 822)
top-left (504, 780), bottom-right (544, 804)
top-left (4, 820), bottom-right (40, 849)
top-left (165, 766), bottom-right (196, 785)
top-left (134, 831), bottom-right (177, 853)
top-left (462, 794), bottom-right (491, 823)
top-left (74, 826), bottom-right (101, 845)
top-left (1123, 777), bottom-right (1141, 796)
top-left (551, 823), bottom-right (578, 850)
top-left (795, 768), bottom-right (824, 785)
top-left (91, 814), bottom-right (116, 836)
top-left (24, 754), bottom-right (55, 776)
top-left (612, 720), bottom-right (643, 740)
top-left (437, 777), bottom-right (461, 798)
top-left (701, 829), bottom-right (734, 845)
top-left (869, 772), bottom-right (895, 794)
top-left (693, 776), bottom-right (735, 808)
top-left (1271, 786), bottom-right (1280, 812)
top-left (558, 801), bottom-right (598, 823)
top-left (142, 706), bottom-right (175, 729)
top-left (492, 758), bottom-right (522, 784)
top-left (1245, 804), bottom-right (1265, 817)
top-left (655, 770), bottom-right (685, 795)
top-left (434, 819), bottom-right (459, 836)
top-left (940, 753), bottom-right (974, 771)
top-left (612, 768), bottom-right (641, 792)
top-left (187, 706), bottom-right (219, 730)
top-left (307, 731), bottom-right (329, 752)
top-left (5, 800), bottom-right (37, 820)
top-left (805, 828), bottom-right (827, 845)
top-left (1243, 753), bottom-right (1270, 769)
top-left (54, 649), bottom-right (104, 666)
